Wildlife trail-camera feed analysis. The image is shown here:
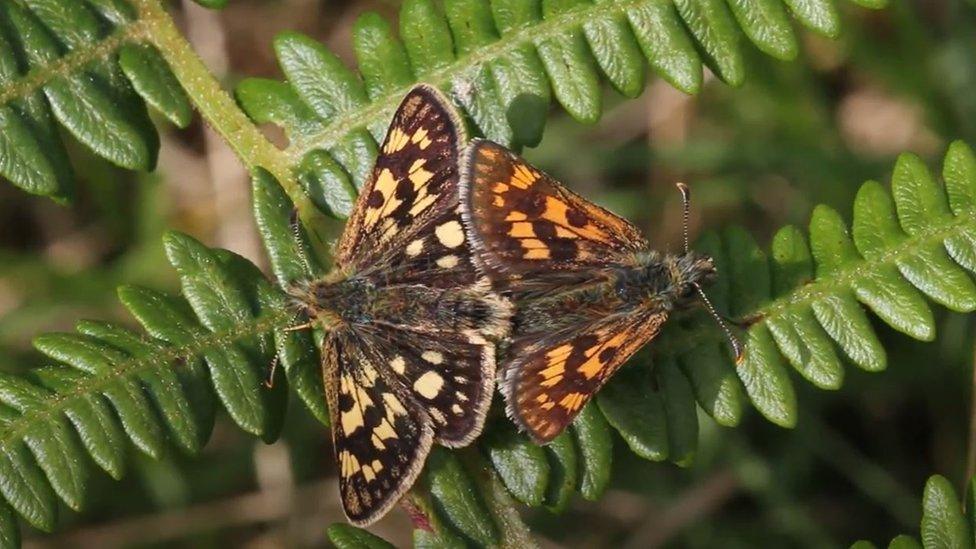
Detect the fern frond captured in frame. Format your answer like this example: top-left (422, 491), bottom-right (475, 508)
top-left (0, 0), bottom-right (886, 206)
top-left (0, 0), bottom-right (196, 200)
top-left (0, 241), bottom-right (303, 533)
top-left (851, 473), bottom-right (974, 549)
top-left (237, 0), bottom-right (887, 215)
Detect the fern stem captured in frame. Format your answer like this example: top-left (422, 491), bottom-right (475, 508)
top-left (0, 309), bottom-right (292, 451)
top-left (752, 215), bottom-right (976, 321)
top-left (128, 0), bottom-right (333, 242)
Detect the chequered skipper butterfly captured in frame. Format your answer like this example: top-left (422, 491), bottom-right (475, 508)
top-left (288, 87), bottom-right (511, 525)
top-left (459, 140), bottom-right (740, 444)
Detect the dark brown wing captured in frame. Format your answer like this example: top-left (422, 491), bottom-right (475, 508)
top-left (460, 139), bottom-right (647, 281)
top-left (337, 85), bottom-right (466, 272)
top-left (359, 319), bottom-right (499, 447)
top-left (501, 311), bottom-right (668, 444)
top-left (324, 330), bottom-right (433, 526)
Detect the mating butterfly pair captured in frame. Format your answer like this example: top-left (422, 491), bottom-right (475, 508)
top-left (289, 85), bottom-right (736, 526)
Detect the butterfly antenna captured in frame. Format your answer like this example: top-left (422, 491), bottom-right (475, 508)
top-left (676, 183), bottom-right (744, 363)
top-left (694, 282), bottom-right (744, 364)
top-left (289, 208), bottom-right (314, 277)
top-left (675, 182), bottom-right (692, 255)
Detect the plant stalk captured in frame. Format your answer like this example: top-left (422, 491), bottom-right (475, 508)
top-left (129, 0), bottom-right (333, 251)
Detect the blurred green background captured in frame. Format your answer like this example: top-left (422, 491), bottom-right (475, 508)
top-left (2, 0), bottom-right (976, 546)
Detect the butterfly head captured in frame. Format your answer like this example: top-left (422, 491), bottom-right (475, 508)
top-left (672, 252), bottom-right (717, 307)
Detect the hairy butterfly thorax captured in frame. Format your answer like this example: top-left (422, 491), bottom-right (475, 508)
top-left (286, 86), bottom-right (511, 526)
top-left (460, 139), bottom-right (739, 444)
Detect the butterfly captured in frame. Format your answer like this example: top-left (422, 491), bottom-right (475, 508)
top-left (288, 86), bottom-right (511, 525)
top-left (459, 139), bottom-right (739, 444)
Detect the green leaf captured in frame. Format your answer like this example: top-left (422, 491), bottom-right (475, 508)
top-left (625, 2), bottom-right (702, 94)
top-left (482, 422), bottom-right (549, 506)
top-left (584, 0), bottom-right (646, 99)
top-left (673, 0), bottom-right (744, 86)
top-left (32, 333), bottom-right (166, 459)
top-left (297, 150), bottom-right (358, 220)
top-left (227, 0), bottom-right (884, 204)
top-left (2, 2), bottom-right (157, 172)
top-left (678, 342), bottom-right (744, 427)
top-left (598, 366), bottom-right (668, 462)
top-left (572, 402), bottom-right (612, 500)
top-left (0, 441), bottom-right (58, 531)
top-left (426, 448), bottom-right (499, 547)
top-left (0, 0), bottom-right (887, 202)
top-left (536, 0), bottom-right (602, 124)
top-left (726, 0), bottom-right (798, 60)
top-left (888, 536), bottom-right (922, 549)
top-left (0, 501), bottom-right (20, 548)
top-left (163, 232), bottom-right (275, 437)
top-left (921, 476), bottom-right (969, 549)
top-left (74, 321), bottom-right (204, 454)
top-left (31, 367), bottom-right (128, 480)
top-left (781, 0), bottom-right (840, 38)
top-left (0, 376), bottom-right (86, 512)
top-left (542, 431), bottom-right (578, 512)
top-left (327, 523), bottom-right (396, 549)
top-left (118, 43), bottom-right (193, 128)
top-left (252, 169), bottom-right (320, 286)
top-left (658, 359), bottom-right (698, 467)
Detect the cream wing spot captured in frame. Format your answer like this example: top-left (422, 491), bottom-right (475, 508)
top-left (451, 404), bottom-right (464, 415)
top-left (384, 127), bottom-right (410, 153)
top-left (436, 255), bottom-right (459, 269)
top-left (382, 393), bottom-right (408, 419)
top-left (340, 408), bottom-right (365, 435)
top-left (434, 220), bottom-right (465, 248)
top-left (414, 370), bottom-right (445, 399)
top-left (421, 350), bottom-right (444, 364)
top-left (362, 464), bottom-right (377, 482)
top-left (405, 239), bottom-right (424, 257)
top-left (371, 433), bottom-right (386, 450)
top-left (373, 417), bottom-right (398, 441)
top-left (429, 408), bottom-right (447, 425)
top-left (390, 355), bottom-right (407, 374)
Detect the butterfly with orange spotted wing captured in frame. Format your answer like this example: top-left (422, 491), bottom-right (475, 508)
top-left (460, 139), bottom-right (740, 444)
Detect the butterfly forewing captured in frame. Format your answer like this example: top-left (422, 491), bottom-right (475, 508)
top-left (338, 86), bottom-right (466, 271)
top-left (461, 139), bottom-right (647, 281)
top-left (504, 312), bottom-right (669, 443)
top-left (376, 209), bottom-right (479, 289)
top-left (324, 331), bottom-right (433, 525)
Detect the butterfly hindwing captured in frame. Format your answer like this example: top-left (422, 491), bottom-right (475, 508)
top-left (324, 330), bottom-right (434, 526)
top-left (360, 322), bottom-right (498, 447)
top-left (338, 85), bottom-right (466, 271)
top-left (460, 139), bottom-right (647, 281)
top-left (502, 312), bottom-right (669, 444)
